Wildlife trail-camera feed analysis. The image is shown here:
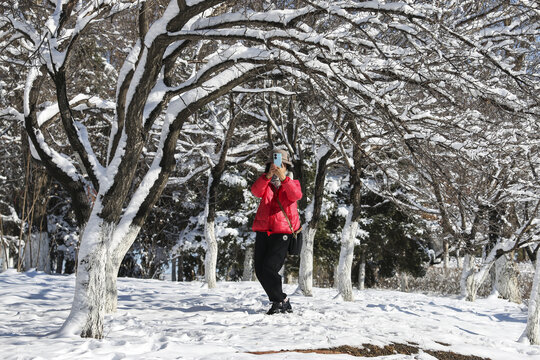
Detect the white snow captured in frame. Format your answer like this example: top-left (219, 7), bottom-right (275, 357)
top-left (2, 270), bottom-right (539, 359)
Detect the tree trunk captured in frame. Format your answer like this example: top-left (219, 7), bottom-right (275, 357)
top-left (298, 225), bottom-right (316, 296)
top-left (104, 256), bottom-right (119, 314)
top-left (56, 251), bottom-right (64, 274)
top-left (336, 119), bottom-right (363, 301)
top-left (337, 208), bottom-right (358, 301)
top-left (24, 232), bottom-right (50, 272)
top-left (333, 264), bottom-right (339, 288)
top-left (400, 272), bottom-right (409, 292)
top-left (460, 253), bottom-right (495, 302)
top-left (297, 148), bottom-right (333, 296)
top-left (243, 246), bottom-right (254, 281)
top-left (0, 238), bottom-right (7, 272)
top-left (204, 219), bottom-right (218, 288)
top-left (59, 218), bottom-right (112, 339)
top-left (105, 226), bottom-right (142, 314)
top-left (0, 215), bottom-right (6, 271)
top-left (177, 253), bottom-right (184, 281)
top-left (493, 255), bottom-right (522, 303)
top-left (171, 257), bottom-right (177, 282)
top-left (522, 253), bottom-right (540, 344)
top-left (456, 249), bottom-right (463, 268)
top-left (461, 254), bottom-right (477, 301)
top-left (443, 240), bottom-right (449, 270)
top-left (358, 251), bottom-right (365, 290)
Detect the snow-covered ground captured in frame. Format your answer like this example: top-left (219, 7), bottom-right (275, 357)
top-left (1, 269), bottom-right (540, 360)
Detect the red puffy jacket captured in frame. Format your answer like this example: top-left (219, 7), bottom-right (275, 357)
top-left (251, 174), bottom-right (302, 234)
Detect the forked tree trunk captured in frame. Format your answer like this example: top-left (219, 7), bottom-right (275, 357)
top-left (337, 208), bottom-right (358, 301)
top-left (243, 246), bottom-right (254, 281)
top-left (460, 254), bottom-right (495, 302)
top-left (298, 225), bottom-right (317, 296)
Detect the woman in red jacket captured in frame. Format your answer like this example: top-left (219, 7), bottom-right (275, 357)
top-left (251, 149), bottom-right (302, 315)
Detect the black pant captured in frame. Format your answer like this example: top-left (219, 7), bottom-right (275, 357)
top-left (254, 232), bottom-right (290, 303)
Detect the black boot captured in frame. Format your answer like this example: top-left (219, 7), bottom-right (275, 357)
top-left (281, 298), bottom-right (292, 313)
top-left (266, 301), bottom-right (283, 315)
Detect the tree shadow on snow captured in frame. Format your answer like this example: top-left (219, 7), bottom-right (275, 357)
top-left (117, 294), bottom-right (260, 314)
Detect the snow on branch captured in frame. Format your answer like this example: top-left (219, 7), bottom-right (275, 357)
top-left (232, 86), bottom-right (296, 95)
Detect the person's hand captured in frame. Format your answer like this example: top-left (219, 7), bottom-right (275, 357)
top-left (265, 164), bottom-right (276, 179)
top-left (274, 164), bottom-right (287, 181)
top-left (265, 163), bottom-right (286, 180)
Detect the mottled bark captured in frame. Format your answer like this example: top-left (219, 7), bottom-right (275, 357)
top-left (204, 218), bottom-right (218, 288)
top-left (493, 255), bottom-right (522, 303)
top-left (336, 121), bottom-right (363, 301)
top-left (243, 246), bottom-right (254, 281)
top-left (337, 211), bottom-right (358, 301)
top-left (460, 253), bottom-right (495, 302)
top-left (298, 226), bottom-right (316, 296)
top-left (522, 255), bottom-right (540, 344)
top-left (60, 220), bottom-right (112, 339)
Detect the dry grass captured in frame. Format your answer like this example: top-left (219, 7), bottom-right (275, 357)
top-left (248, 342), bottom-right (491, 359)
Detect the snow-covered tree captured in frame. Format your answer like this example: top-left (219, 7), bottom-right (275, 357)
top-left (2, 0), bottom-right (537, 340)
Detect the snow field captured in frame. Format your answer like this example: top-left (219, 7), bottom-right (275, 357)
top-left (1, 269), bottom-right (540, 359)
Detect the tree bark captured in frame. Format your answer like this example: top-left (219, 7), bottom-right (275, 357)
top-left (22, 163), bottom-right (51, 273)
top-left (55, 251), bottom-right (64, 274)
top-left (59, 217), bottom-right (112, 339)
top-left (0, 232), bottom-right (7, 272)
top-left (298, 148), bottom-right (333, 296)
top-left (443, 240), bottom-right (449, 270)
top-left (522, 253), bottom-right (540, 344)
top-left (456, 249), bottom-right (463, 268)
top-left (105, 226), bottom-right (141, 314)
top-left (358, 251), bottom-right (365, 290)
top-left (204, 218), bottom-right (218, 288)
top-left (400, 272), bottom-right (409, 292)
top-left (336, 121), bottom-right (363, 301)
top-left (104, 256), bottom-right (118, 314)
top-left (203, 95), bottom-right (239, 289)
top-left (178, 253), bottom-right (184, 281)
top-left (337, 209), bottom-right (358, 301)
top-left (493, 255), bottom-right (522, 303)
top-left (460, 253), bottom-right (495, 301)
top-left (171, 257), bottom-right (177, 282)
top-left (298, 225), bottom-right (317, 296)
top-left (23, 232), bottom-right (50, 273)
top-left (243, 246), bottom-right (254, 281)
